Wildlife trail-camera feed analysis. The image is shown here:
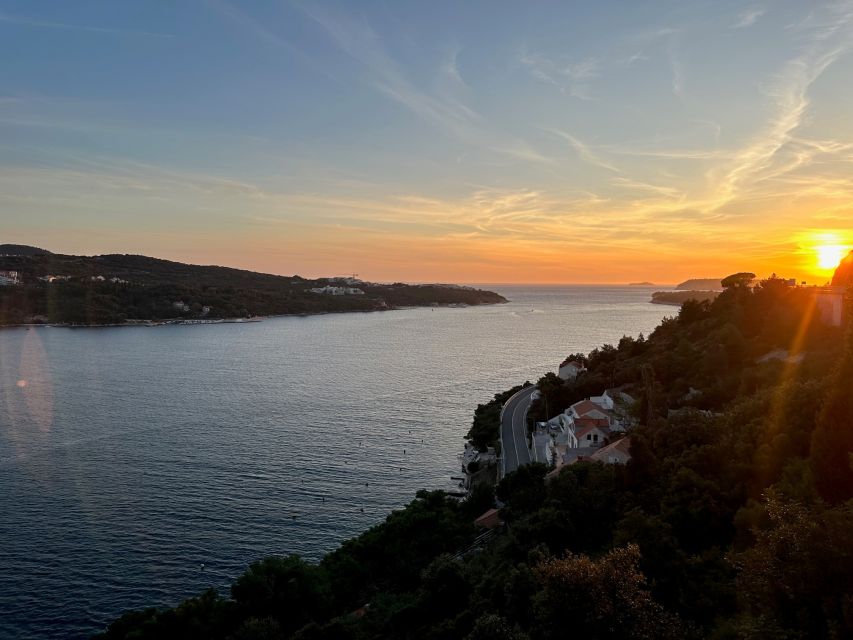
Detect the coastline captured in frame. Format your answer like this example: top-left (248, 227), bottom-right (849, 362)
top-left (0, 300), bottom-right (507, 329)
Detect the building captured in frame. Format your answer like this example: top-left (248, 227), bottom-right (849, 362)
top-left (590, 437), bottom-right (632, 464)
top-left (558, 359), bottom-right (585, 380)
top-left (309, 286), bottom-right (365, 295)
top-left (540, 387), bottom-right (638, 471)
top-left (0, 270), bottom-right (19, 286)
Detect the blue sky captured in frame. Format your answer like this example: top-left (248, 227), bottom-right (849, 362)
top-left (2, 1), bottom-right (852, 282)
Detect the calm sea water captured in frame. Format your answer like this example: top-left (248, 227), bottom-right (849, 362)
top-left (0, 286), bottom-right (671, 639)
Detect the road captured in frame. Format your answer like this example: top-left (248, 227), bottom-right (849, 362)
top-left (499, 385), bottom-right (538, 478)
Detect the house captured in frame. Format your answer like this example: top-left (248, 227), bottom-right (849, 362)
top-left (540, 386), bottom-right (637, 471)
top-left (568, 400), bottom-right (613, 427)
top-left (0, 270), bottom-right (19, 286)
top-left (574, 424), bottom-right (610, 447)
top-left (590, 437), bottom-right (632, 464)
top-left (309, 285), bottom-right (365, 295)
top-left (558, 359), bottom-right (585, 381)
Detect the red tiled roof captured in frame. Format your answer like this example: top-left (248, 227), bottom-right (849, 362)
top-left (574, 424), bottom-right (609, 440)
top-left (571, 399), bottom-right (609, 416)
top-left (574, 417), bottom-right (610, 429)
top-left (590, 437), bottom-right (632, 462)
top-left (474, 508), bottom-right (503, 529)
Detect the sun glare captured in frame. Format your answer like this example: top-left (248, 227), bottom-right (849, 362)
top-left (816, 244), bottom-right (848, 270)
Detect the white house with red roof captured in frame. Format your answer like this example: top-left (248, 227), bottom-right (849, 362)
top-left (590, 437), bottom-right (632, 464)
top-left (558, 359), bottom-right (586, 381)
top-left (539, 385), bottom-right (637, 472)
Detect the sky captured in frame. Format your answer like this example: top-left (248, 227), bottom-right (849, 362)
top-left (1, 0), bottom-right (853, 284)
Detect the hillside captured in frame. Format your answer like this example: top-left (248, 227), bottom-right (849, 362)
top-left (0, 252), bottom-right (506, 325)
top-left (0, 243), bottom-right (52, 256)
top-left (675, 278), bottom-right (723, 290)
top-left (96, 274), bottom-right (852, 640)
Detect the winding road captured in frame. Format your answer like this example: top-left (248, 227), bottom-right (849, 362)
top-left (499, 385), bottom-right (538, 477)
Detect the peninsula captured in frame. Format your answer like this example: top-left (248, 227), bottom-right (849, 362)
top-left (0, 248), bottom-right (507, 326)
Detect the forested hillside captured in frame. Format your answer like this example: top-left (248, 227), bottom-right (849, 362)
top-left (0, 252), bottom-right (506, 325)
top-left (98, 275), bottom-right (853, 640)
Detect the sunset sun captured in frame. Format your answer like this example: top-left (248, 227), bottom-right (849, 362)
top-left (817, 244), bottom-right (848, 271)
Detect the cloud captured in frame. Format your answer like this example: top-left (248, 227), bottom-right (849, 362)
top-left (546, 129), bottom-right (621, 173)
top-left (0, 12), bottom-right (172, 37)
top-left (713, 2), bottom-right (853, 206)
top-left (666, 37), bottom-right (685, 100)
top-left (518, 50), bottom-right (598, 100)
top-left (732, 7), bottom-right (766, 29)
top-left (294, 2), bottom-right (552, 164)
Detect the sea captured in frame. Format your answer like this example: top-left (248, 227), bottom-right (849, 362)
top-left (0, 285), bottom-right (673, 639)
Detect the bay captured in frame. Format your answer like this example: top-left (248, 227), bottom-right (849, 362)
top-left (0, 285), bottom-right (672, 639)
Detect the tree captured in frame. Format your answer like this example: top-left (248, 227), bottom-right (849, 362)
top-left (732, 495), bottom-right (853, 638)
top-left (231, 556), bottom-right (331, 636)
top-left (532, 545), bottom-right (685, 640)
top-left (810, 321), bottom-right (853, 504)
top-left (721, 272), bottom-right (756, 288)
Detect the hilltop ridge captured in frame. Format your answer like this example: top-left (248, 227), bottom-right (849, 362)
top-left (0, 243), bottom-right (52, 256)
top-left (0, 250), bottom-right (506, 325)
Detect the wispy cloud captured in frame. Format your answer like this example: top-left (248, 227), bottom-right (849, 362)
top-left (0, 12), bottom-right (172, 37)
top-left (732, 7), bottom-right (766, 29)
top-left (666, 37), bottom-right (685, 100)
top-left (546, 129), bottom-right (621, 173)
top-left (204, 0), bottom-right (336, 83)
top-left (713, 2), bottom-right (853, 205)
top-left (294, 2), bottom-right (552, 165)
top-left (518, 50), bottom-right (599, 100)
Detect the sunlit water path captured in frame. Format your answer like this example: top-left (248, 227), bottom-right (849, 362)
top-left (0, 285), bottom-right (671, 639)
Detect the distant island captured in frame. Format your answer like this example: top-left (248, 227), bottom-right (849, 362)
top-left (650, 290), bottom-right (720, 306)
top-left (676, 277), bottom-right (723, 290)
top-left (0, 247), bottom-right (507, 326)
top-left (628, 281), bottom-right (655, 286)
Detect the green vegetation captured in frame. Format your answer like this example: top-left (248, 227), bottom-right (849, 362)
top-left (650, 290), bottom-right (720, 306)
top-left (466, 384), bottom-right (529, 451)
top-left (0, 252), bottom-right (506, 325)
top-left (98, 274), bottom-right (853, 639)
top-left (721, 272), bottom-right (756, 288)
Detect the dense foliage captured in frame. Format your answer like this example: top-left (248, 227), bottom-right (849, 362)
top-left (466, 384), bottom-right (529, 451)
top-left (833, 250), bottom-right (853, 286)
top-left (98, 276), bottom-right (853, 639)
top-left (0, 253), bottom-right (506, 325)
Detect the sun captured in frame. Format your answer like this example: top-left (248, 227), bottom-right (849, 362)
top-left (816, 244), bottom-right (848, 270)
